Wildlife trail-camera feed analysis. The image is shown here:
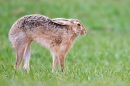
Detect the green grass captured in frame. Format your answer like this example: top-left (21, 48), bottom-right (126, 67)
top-left (0, 0), bottom-right (130, 86)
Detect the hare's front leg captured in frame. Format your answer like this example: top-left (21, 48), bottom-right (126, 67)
top-left (59, 54), bottom-right (65, 72)
top-left (51, 53), bottom-right (59, 72)
top-left (58, 45), bottom-right (70, 72)
top-left (52, 53), bottom-right (65, 72)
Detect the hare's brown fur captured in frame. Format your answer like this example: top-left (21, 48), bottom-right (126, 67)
top-left (9, 14), bottom-right (86, 72)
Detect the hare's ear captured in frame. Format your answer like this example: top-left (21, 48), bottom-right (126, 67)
top-left (51, 18), bottom-right (71, 25)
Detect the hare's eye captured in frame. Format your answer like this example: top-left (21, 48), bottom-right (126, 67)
top-left (77, 24), bottom-right (80, 26)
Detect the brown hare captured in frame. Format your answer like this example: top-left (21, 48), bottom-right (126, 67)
top-left (9, 14), bottom-right (86, 72)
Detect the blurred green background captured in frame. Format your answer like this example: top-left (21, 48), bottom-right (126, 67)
top-left (0, 0), bottom-right (130, 86)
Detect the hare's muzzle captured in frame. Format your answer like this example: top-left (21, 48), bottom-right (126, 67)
top-left (81, 29), bottom-right (86, 35)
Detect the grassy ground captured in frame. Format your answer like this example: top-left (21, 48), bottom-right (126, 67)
top-left (0, 0), bottom-right (130, 86)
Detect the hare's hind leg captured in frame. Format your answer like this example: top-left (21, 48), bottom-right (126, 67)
top-left (9, 32), bottom-right (30, 70)
top-left (23, 43), bottom-right (31, 72)
top-left (14, 43), bottom-right (27, 70)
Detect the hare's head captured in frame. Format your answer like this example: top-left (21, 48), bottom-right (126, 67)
top-left (69, 19), bottom-right (86, 35)
top-left (51, 18), bottom-right (86, 36)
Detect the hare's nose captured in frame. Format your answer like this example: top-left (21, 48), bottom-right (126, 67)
top-left (84, 30), bottom-right (87, 34)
